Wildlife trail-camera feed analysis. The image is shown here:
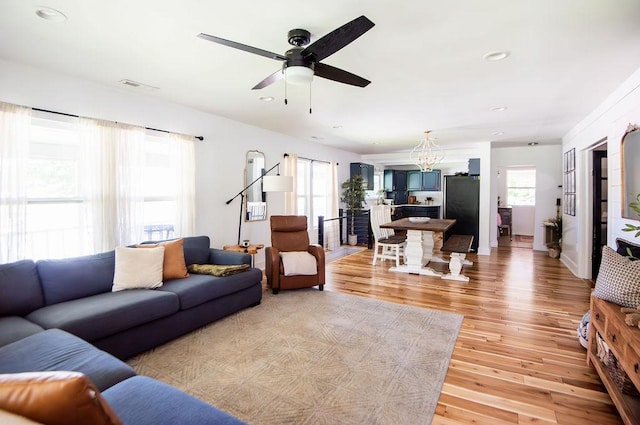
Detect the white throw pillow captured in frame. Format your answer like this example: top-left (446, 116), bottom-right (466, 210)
top-left (594, 246), bottom-right (640, 308)
top-left (112, 246), bottom-right (165, 292)
top-left (280, 251), bottom-right (317, 276)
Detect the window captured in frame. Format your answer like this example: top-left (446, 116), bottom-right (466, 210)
top-left (6, 110), bottom-right (194, 260)
top-left (507, 168), bottom-right (536, 206)
top-left (296, 158), bottom-right (330, 229)
top-left (142, 132), bottom-right (180, 240)
top-left (26, 113), bottom-right (87, 259)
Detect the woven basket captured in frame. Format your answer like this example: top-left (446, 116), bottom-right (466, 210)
top-left (596, 332), bottom-right (608, 362)
top-left (604, 349), bottom-right (639, 397)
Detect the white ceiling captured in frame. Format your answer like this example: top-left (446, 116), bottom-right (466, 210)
top-left (2, 1), bottom-right (640, 155)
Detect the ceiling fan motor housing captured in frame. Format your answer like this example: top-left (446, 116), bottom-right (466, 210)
top-left (283, 47), bottom-right (314, 70)
top-left (287, 29), bottom-right (311, 47)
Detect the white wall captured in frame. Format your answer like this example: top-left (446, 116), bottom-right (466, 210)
top-left (563, 66), bottom-right (640, 278)
top-left (0, 59), bottom-right (361, 268)
top-left (491, 145), bottom-right (563, 251)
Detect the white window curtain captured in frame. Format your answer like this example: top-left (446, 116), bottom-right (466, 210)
top-left (170, 132), bottom-right (196, 236)
top-left (324, 162), bottom-right (340, 250)
top-left (80, 118), bottom-right (146, 251)
top-left (0, 102), bottom-right (32, 262)
top-left (283, 153), bottom-right (298, 215)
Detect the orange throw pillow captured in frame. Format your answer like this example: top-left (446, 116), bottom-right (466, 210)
top-left (138, 238), bottom-right (189, 280)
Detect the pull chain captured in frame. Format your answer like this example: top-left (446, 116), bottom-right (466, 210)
top-left (309, 81), bottom-right (312, 114)
top-left (284, 70), bottom-right (288, 105)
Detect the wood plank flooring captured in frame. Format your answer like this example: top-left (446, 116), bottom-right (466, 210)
top-left (321, 246), bottom-right (621, 425)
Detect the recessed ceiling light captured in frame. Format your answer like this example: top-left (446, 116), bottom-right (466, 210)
top-left (528, 142), bottom-right (539, 146)
top-left (259, 96), bottom-right (274, 102)
top-left (35, 6), bottom-right (67, 22)
top-left (119, 79), bottom-right (159, 91)
top-left (492, 131), bottom-right (504, 136)
top-left (490, 106), bottom-right (507, 112)
top-left (483, 51), bottom-right (510, 62)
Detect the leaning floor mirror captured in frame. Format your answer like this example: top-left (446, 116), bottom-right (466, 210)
top-left (245, 150), bottom-right (267, 221)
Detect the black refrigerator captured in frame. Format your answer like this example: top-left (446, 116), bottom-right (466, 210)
top-left (444, 175), bottom-right (480, 252)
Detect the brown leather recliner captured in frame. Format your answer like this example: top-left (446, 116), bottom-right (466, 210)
top-left (265, 215), bottom-right (325, 294)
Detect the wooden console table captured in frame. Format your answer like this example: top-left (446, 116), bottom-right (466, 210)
top-left (587, 294), bottom-right (640, 425)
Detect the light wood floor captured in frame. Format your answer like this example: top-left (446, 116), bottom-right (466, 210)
top-left (322, 246), bottom-right (621, 425)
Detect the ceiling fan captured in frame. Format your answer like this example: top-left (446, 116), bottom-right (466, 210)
top-left (197, 15), bottom-right (375, 90)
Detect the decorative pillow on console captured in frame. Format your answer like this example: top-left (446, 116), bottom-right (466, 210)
top-left (594, 246), bottom-right (640, 308)
top-left (138, 238), bottom-right (189, 280)
top-left (112, 246), bottom-right (164, 292)
top-left (616, 237), bottom-right (640, 260)
top-left (0, 371), bottom-right (122, 425)
top-left (280, 251), bottom-right (317, 276)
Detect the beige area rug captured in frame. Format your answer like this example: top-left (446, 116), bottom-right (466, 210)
top-left (128, 290), bottom-right (463, 425)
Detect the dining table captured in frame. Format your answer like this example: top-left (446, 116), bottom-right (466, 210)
top-left (380, 217), bottom-right (456, 276)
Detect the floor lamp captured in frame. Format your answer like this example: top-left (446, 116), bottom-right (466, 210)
top-left (226, 162), bottom-right (293, 245)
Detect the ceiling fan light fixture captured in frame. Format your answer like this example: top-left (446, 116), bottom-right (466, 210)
top-left (284, 66), bottom-right (314, 85)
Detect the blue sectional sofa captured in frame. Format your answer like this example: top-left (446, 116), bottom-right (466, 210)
top-left (0, 235), bottom-right (262, 424)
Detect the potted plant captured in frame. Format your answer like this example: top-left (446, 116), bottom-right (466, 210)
top-left (622, 193), bottom-right (640, 238)
top-left (341, 174), bottom-right (367, 245)
top-left (544, 216), bottom-right (563, 258)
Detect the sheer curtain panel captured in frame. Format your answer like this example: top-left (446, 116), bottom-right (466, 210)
top-left (325, 162), bottom-right (340, 250)
top-left (170, 132), bottom-right (196, 236)
top-left (80, 118), bottom-right (146, 251)
top-left (0, 103), bottom-right (31, 262)
top-left (283, 153), bottom-right (298, 215)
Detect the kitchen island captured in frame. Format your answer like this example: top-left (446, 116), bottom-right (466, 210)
top-left (390, 204), bottom-right (441, 219)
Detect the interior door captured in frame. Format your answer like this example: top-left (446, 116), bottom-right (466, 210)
top-left (592, 149), bottom-right (608, 279)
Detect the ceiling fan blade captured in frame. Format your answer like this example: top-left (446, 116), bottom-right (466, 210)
top-left (302, 16), bottom-right (374, 62)
top-left (314, 63), bottom-right (370, 87)
top-left (252, 69), bottom-right (284, 90)
top-left (197, 33), bottom-right (287, 61)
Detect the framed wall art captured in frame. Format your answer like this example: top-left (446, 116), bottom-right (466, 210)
top-left (563, 148), bottom-right (576, 216)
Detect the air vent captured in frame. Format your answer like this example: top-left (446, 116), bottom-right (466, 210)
top-left (119, 79), bottom-right (159, 91)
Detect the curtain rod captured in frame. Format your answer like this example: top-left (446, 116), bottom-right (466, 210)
top-left (283, 153), bottom-right (336, 165)
top-left (32, 107), bottom-right (204, 141)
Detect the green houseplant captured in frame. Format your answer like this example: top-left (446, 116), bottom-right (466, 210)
top-left (544, 216), bottom-right (563, 258)
top-left (341, 174), bottom-right (367, 245)
top-left (621, 193), bottom-right (640, 259)
top-left (622, 193), bottom-right (640, 238)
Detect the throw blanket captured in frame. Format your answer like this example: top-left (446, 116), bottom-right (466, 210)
top-left (187, 264), bottom-right (250, 277)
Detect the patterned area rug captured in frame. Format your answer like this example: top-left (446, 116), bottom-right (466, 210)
top-left (128, 290), bottom-right (463, 424)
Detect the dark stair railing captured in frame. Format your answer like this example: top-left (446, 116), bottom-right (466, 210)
top-left (318, 210), bottom-right (372, 249)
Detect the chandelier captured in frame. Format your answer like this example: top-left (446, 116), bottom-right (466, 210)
top-left (410, 131), bottom-right (443, 172)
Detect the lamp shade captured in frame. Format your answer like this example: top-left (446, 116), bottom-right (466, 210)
top-left (263, 175), bottom-right (293, 192)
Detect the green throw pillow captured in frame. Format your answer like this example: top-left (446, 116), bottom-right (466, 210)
top-left (187, 264), bottom-right (250, 277)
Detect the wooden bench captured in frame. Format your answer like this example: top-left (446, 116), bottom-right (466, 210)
top-left (440, 235), bottom-right (474, 282)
